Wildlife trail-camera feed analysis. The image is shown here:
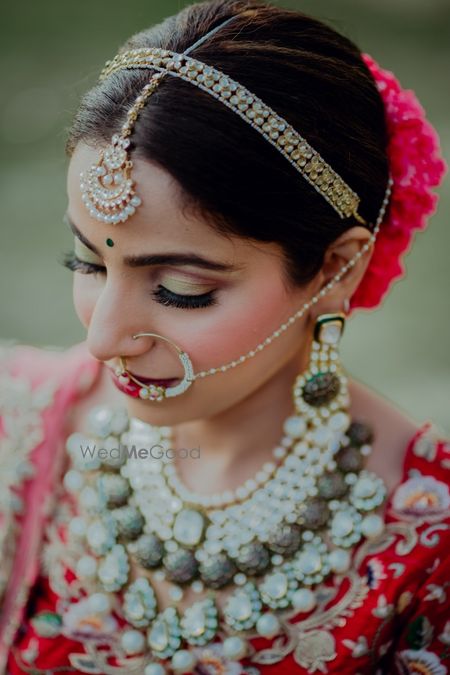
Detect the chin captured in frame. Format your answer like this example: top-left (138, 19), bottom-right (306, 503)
top-left (124, 395), bottom-right (197, 426)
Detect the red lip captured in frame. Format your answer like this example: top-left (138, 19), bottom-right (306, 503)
top-left (127, 371), bottom-right (178, 385)
top-left (108, 368), bottom-right (179, 399)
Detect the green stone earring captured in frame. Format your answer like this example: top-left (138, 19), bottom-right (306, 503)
top-left (294, 312), bottom-right (347, 412)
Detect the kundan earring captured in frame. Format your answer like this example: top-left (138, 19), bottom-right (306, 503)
top-left (288, 313), bottom-right (351, 468)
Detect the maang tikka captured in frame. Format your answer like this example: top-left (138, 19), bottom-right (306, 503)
top-left (80, 15), bottom-right (368, 225)
top-left (82, 15), bottom-right (393, 402)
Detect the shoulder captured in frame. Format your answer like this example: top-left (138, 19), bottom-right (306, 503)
top-left (0, 339), bottom-right (100, 393)
top-left (0, 340), bottom-right (102, 600)
top-left (0, 338), bottom-right (102, 491)
top-left (348, 377), bottom-right (433, 494)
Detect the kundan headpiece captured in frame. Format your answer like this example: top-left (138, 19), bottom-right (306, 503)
top-left (80, 15), bottom-right (446, 315)
top-left (80, 14), bottom-right (368, 226)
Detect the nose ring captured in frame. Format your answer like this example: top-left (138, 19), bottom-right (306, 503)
top-left (115, 332), bottom-right (194, 401)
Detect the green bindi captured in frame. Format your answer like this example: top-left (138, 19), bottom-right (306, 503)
top-left (106, 238), bottom-right (114, 247)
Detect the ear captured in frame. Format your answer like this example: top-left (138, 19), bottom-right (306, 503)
top-left (313, 226), bottom-right (374, 314)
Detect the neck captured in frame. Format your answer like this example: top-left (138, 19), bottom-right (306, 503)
top-left (168, 350), bottom-right (305, 495)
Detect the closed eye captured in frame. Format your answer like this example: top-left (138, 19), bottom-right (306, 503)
top-left (60, 251), bottom-right (217, 309)
top-left (61, 251), bottom-right (105, 276)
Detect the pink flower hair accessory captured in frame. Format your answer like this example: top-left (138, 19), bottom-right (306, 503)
top-left (349, 53), bottom-right (447, 313)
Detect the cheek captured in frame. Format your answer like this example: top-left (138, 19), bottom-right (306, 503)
top-left (177, 278), bottom-right (292, 367)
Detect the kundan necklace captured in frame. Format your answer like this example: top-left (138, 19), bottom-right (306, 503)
top-left (61, 322), bottom-right (387, 674)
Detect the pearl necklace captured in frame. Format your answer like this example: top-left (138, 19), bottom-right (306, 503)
top-left (62, 398), bottom-right (387, 674)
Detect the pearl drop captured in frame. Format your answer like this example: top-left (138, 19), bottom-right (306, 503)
top-left (121, 629), bottom-right (145, 654)
top-left (88, 592), bottom-right (111, 614)
top-left (256, 612), bottom-right (281, 638)
top-left (63, 469), bottom-right (84, 492)
top-left (169, 586), bottom-right (184, 602)
top-left (283, 416), bottom-right (307, 438)
top-left (171, 649), bottom-right (196, 673)
top-left (76, 555), bottom-right (97, 578)
top-left (234, 573), bottom-right (247, 586)
top-left (69, 516), bottom-right (86, 538)
top-left (361, 514), bottom-right (384, 538)
top-left (144, 664), bottom-right (166, 675)
top-left (328, 548), bottom-right (351, 573)
top-left (291, 588), bottom-right (316, 612)
top-left (223, 636), bottom-right (248, 659)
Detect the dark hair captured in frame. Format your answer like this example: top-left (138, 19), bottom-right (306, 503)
top-left (67, 0), bottom-right (389, 287)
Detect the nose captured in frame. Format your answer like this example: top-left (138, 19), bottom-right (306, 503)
top-left (85, 281), bottom-right (154, 365)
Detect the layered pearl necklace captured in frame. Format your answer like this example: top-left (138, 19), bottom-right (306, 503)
top-left (62, 385), bottom-right (387, 674)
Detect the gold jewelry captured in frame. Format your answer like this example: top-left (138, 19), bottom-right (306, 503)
top-left (87, 47), bottom-right (364, 224)
top-left (115, 332), bottom-right (194, 401)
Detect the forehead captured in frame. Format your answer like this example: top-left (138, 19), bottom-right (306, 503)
top-left (67, 142), bottom-right (235, 256)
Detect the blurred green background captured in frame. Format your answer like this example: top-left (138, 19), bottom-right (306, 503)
top-left (1, 0), bottom-right (449, 432)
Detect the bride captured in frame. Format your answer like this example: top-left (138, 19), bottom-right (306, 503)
top-left (1, 1), bottom-right (448, 673)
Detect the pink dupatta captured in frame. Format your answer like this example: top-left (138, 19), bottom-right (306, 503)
top-left (0, 341), bottom-right (101, 674)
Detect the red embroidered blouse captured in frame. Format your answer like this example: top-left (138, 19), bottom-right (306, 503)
top-left (2, 345), bottom-right (450, 675)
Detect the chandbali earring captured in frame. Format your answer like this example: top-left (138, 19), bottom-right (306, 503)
top-left (115, 332), bottom-right (194, 402)
top-left (288, 313), bottom-right (351, 467)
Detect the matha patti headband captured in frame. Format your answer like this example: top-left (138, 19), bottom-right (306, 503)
top-left (80, 16), bottom-right (368, 226)
top-left (79, 15), bottom-right (446, 315)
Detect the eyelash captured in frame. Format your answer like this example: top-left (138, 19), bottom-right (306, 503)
top-left (61, 251), bottom-right (218, 310)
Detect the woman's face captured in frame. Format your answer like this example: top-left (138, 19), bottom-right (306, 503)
top-left (67, 142), bottom-right (320, 425)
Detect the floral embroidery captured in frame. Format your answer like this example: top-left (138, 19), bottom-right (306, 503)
top-left (20, 636), bottom-right (39, 665)
top-left (424, 584), bottom-right (448, 604)
top-left (342, 636), bottom-right (369, 658)
top-left (191, 642), bottom-right (246, 674)
top-left (406, 616), bottom-right (434, 651)
top-left (397, 591), bottom-right (414, 614)
top-left (3, 344), bottom-right (449, 674)
top-left (413, 432), bottom-right (440, 462)
top-left (30, 610), bottom-right (63, 638)
top-left (292, 629), bottom-right (337, 673)
top-left (366, 558), bottom-right (387, 589)
top-left (60, 596), bottom-right (118, 641)
top-left (395, 648), bottom-right (447, 675)
top-left (372, 594), bottom-right (394, 619)
top-left (392, 476), bottom-right (450, 516)
top-left (438, 622), bottom-right (450, 647)
top-left (0, 349), bottom-right (57, 601)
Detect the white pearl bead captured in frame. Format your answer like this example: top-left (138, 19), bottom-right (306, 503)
top-left (63, 469), bottom-right (84, 492)
top-left (121, 629), bottom-right (145, 654)
top-left (144, 664), bottom-right (166, 675)
top-left (256, 612), bottom-right (281, 638)
top-left (139, 388), bottom-right (149, 399)
top-left (291, 588), bottom-right (316, 612)
top-left (87, 592), bottom-right (111, 614)
top-left (328, 548), bottom-right (351, 573)
top-left (69, 516), bottom-right (86, 538)
top-left (361, 514), bottom-right (384, 538)
top-left (171, 649), bottom-right (196, 673)
top-left (76, 555), bottom-right (97, 578)
top-left (223, 635), bottom-right (248, 659)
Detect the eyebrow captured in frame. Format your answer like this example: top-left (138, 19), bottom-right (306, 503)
top-left (64, 213), bottom-right (240, 272)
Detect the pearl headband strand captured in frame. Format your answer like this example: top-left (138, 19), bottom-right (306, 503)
top-left (80, 15), bottom-right (374, 225)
